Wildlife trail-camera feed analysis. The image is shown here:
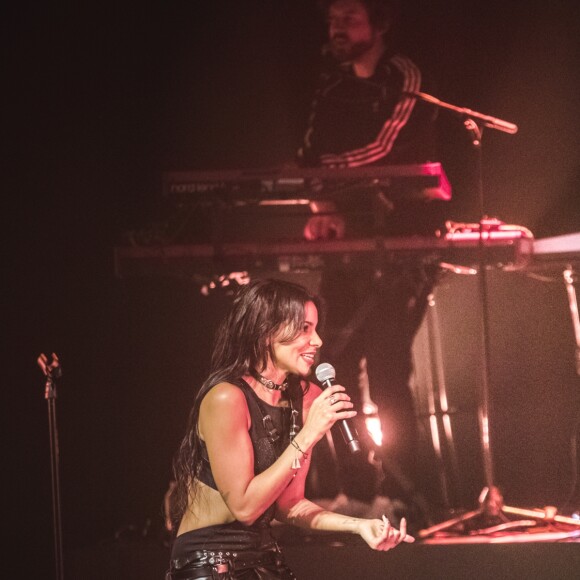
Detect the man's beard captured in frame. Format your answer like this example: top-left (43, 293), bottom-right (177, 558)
top-left (330, 35), bottom-right (374, 62)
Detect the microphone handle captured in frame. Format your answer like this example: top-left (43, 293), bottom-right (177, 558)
top-left (322, 379), bottom-right (361, 453)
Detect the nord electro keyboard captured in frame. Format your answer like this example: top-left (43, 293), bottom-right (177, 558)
top-left (114, 227), bottom-right (533, 279)
top-left (162, 162), bottom-right (452, 202)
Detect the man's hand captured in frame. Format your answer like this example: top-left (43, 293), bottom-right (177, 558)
top-left (304, 200), bottom-right (345, 240)
top-left (304, 214), bottom-right (346, 240)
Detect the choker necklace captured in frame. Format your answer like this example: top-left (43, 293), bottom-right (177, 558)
top-left (251, 369), bottom-right (288, 392)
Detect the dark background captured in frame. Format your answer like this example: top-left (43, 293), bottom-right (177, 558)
top-left (5, 1), bottom-right (580, 577)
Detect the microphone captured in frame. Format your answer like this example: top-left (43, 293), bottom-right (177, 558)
top-left (404, 90), bottom-right (518, 135)
top-left (315, 363), bottom-right (361, 453)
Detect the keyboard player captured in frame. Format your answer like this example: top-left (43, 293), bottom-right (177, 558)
top-left (295, 0), bottom-right (449, 521)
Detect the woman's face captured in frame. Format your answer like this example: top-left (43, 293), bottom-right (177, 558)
top-left (271, 301), bottom-right (322, 377)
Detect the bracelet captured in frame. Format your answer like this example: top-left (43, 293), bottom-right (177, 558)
top-left (290, 438), bottom-right (309, 470)
top-left (291, 438), bottom-right (309, 458)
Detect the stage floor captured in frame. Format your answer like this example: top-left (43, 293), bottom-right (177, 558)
top-left (284, 537), bottom-right (580, 580)
top-left (67, 524), bottom-right (580, 580)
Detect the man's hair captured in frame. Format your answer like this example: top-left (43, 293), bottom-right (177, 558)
top-left (319, 0), bottom-right (399, 31)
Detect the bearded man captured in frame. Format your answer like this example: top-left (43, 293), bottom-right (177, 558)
top-left (299, 1), bottom-right (442, 520)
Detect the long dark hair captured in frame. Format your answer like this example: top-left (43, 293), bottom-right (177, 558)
top-left (171, 278), bottom-right (319, 528)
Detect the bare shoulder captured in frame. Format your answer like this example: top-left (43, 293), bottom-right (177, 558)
top-left (201, 382), bottom-right (246, 412)
top-left (199, 382), bottom-right (249, 438)
top-left (204, 381), bottom-right (245, 402)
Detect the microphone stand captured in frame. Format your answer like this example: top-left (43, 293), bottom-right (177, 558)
top-left (407, 92), bottom-right (562, 538)
top-left (413, 93), bottom-right (580, 538)
top-left (38, 353), bottom-right (64, 580)
top-left (413, 89), bottom-right (515, 494)
top-left (464, 116), bottom-right (496, 496)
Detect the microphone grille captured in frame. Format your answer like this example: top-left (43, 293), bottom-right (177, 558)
top-left (315, 362), bottom-right (336, 383)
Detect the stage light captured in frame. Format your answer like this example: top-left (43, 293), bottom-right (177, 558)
top-left (365, 414), bottom-right (383, 447)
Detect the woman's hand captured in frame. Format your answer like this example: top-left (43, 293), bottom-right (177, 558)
top-left (301, 384), bottom-right (357, 444)
top-left (358, 516), bottom-right (415, 551)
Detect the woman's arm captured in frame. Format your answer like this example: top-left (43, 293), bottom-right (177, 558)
top-left (275, 385), bottom-right (413, 550)
top-left (199, 381), bottom-right (355, 526)
top-left (277, 491), bottom-right (412, 550)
